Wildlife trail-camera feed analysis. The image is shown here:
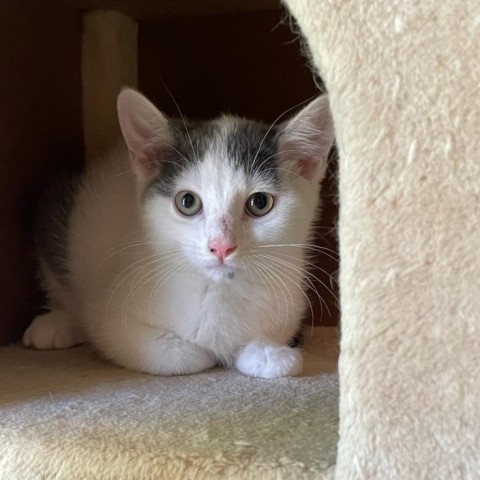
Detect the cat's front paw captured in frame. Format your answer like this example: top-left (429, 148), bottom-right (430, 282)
top-left (23, 311), bottom-right (85, 350)
top-left (235, 342), bottom-right (303, 378)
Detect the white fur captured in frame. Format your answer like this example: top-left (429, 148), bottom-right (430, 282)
top-left (23, 310), bottom-right (85, 350)
top-left (235, 342), bottom-right (303, 378)
top-left (24, 90), bottom-right (333, 377)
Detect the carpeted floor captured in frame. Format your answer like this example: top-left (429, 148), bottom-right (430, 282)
top-left (0, 327), bottom-right (338, 479)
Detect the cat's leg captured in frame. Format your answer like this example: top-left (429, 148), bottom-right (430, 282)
top-left (235, 342), bottom-right (303, 378)
top-left (104, 324), bottom-right (217, 376)
top-left (23, 310), bottom-right (86, 350)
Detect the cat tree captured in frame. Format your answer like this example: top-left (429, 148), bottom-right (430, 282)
top-left (0, 0), bottom-right (478, 479)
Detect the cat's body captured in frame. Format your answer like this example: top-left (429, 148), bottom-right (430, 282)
top-left (23, 89), bottom-right (334, 378)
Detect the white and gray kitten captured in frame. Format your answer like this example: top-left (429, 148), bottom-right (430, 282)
top-left (23, 88), bottom-right (334, 378)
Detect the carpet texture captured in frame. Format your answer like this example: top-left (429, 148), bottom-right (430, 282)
top-left (0, 327), bottom-right (338, 479)
top-left (284, 1), bottom-right (480, 479)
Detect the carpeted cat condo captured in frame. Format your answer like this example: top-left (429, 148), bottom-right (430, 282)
top-left (285, 0), bottom-right (480, 478)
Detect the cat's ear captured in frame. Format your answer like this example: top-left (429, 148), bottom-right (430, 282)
top-left (117, 88), bottom-right (173, 181)
top-left (279, 96), bottom-right (334, 183)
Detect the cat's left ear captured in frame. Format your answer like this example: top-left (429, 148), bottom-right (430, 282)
top-left (117, 88), bottom-right (173, 181)
top-left (279, 96), bottom-right (334, 183)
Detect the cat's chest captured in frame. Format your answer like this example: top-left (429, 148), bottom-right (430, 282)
top-left (158, 272), bottom-right (261, 353)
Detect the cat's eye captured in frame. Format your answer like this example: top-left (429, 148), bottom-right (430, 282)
top-left (174, 191), bottom-right (203, 216)
top-left (245, 192), bottom-right (274, 217)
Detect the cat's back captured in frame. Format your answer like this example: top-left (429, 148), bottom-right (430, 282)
top-left (35, 167), bottom-right (82, 280)
top-left (68, 142), bottom-right (141, 275)
top-left (71, 141), bottom-right (136, 233)
top-left (37, 142), bottom-right (139, 286)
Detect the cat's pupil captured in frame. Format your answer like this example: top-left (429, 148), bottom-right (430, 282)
top-left (183, 193), bottom-right (195, 209)
top-left (252, 193), bottom-right (268, 210)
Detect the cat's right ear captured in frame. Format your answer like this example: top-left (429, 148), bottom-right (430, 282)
top-left (117, 88), bottom-right (173, 181)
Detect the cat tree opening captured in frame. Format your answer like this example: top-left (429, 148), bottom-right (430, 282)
top-left (0, 1), bottom-right (339, 346)
top-left (0, 2), bottom-right (341, 478)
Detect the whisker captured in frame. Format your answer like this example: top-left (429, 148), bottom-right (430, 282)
top-left (106, 250), bottom-right (184, 315)
top-left (160, 79), bottom-right (199, 163)
top-left (262, 250), bottom-right (338, 291)
top-left (261, 255), bottom-right (333, 320)
top-left (101, 239), bottom-right (158, 258)
top-left (258, 243), bottom-right (339, 254)
top-left (251, 96), bottom-right (318, 169)
top-left (131, 254), bottom-right (182, 290)
top-left (130, 156), bottom-right (190, 174)
top-left (253, 148), bottom-right (299, 177)
top-left (254, 252), bottom-right (338, 307)
top-left (122, 258), bottom-right (187, 330)
top-left (261, 166), bottom-right (302, 178)
top-left (256, 243), bottom-right (339, 262)
top-left (110, 249), bottom-right (183, 291)
top-left (252, 258), bottom-right (300, 339)
top-left (107, 256), bottom-right (161, 314)
top-left (111, 168), bottom-right (132, 177)
top-left (252, 259), bottom-right (292, 323)
top-left (163, 143), bottom-right (190, 164)
top-left (148, 259), bottom-right (189, 323)
top-left (253, 251), bottom-right (332, 325)
top-left (261, 260), bottom-right (317, 332)
top-left (249, 262), bottom-right (284, 330)
top-left (99, 242), bottom-right (182, 270)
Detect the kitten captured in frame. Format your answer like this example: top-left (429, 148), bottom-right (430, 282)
top-left (22, 88), bottom-right (334, 378)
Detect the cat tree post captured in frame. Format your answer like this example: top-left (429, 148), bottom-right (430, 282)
top-left (284, 0), bottom-right (480, 478)
top-left (82, 10), bottom-right (138, 160)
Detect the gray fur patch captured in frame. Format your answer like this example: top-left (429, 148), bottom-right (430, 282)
top-left (35, 172), bottom-right (80, 281)
top-left (147, 118), bottom-right (282, 197)
top-left (226, 121), bottom-right (280, 185)
top-left (147, 120), bottom-right (215, 197)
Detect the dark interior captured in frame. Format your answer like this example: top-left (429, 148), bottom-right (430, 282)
top-left (0, 1), bottom-right (338, 345)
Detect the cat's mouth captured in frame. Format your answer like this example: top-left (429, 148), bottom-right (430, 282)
top-left (203, 261), bottom-right (237, 281)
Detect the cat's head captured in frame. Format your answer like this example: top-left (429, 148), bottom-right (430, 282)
top-left (117, 88), bottom-right (334, 282)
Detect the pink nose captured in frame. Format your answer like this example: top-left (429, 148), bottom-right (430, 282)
top-left (209, 242), bottom-right (237, 262)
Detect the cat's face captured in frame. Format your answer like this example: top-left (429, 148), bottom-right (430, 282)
top-left (117, 89), bottom-right (334, 282)
top-left (142, 119), bottom-right (320, 281)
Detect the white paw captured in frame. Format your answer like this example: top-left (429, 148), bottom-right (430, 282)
top-left (23, 311), bottom-right (85, 350)
top-left (235, 343), bottom-right (303, 378)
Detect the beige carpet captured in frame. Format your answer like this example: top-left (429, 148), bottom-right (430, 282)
top-left (0, 327), bottom-right (338, 479)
